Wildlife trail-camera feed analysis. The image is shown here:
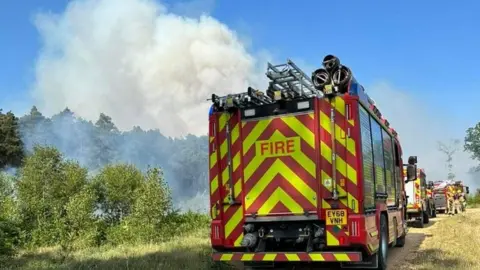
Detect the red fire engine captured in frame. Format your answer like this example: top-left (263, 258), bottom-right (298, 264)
top-left (208, 55), bottom-right (417, 269)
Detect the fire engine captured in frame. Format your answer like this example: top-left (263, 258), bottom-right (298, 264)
top-left (433, 180), bottom-right (470, 214)
top-left (404, 168), bottom-right (435, 228)
top-left (208, 55), bottom-right (417, 269)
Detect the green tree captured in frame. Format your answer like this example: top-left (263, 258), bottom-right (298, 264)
top-left (465, 122), bottom-right (480, 169)
top-left (0, 109), bottom-right (24, 169)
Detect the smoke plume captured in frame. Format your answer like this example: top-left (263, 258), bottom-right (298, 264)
top-left (32, 0), bottom-right (268, 138)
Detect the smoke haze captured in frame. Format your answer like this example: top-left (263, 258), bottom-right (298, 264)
top-left (32, 0), bottom-right (268, 138)
top-left (19, 0), bottom-right (478, 212)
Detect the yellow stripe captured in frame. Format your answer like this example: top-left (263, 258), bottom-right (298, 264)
top-left (242, 119), bottom-right (272, 154)
top-left (326, 231), bottom-right (340, 246)
top-left (263, 254), bottom-right (277, 261)
top-left (220, 140), bottom-right (228, 160)
top-left (222, 167), bottom-right (229, 186)
top-left (224, 207), bottom-right (243, 238)
top-left (220, 254), bottom-right (233, 261)
top-left (234, 234), bottom-right (244, 247)
top-left (322, 199), bottom-right (331, 209)
top-left (333, 96), bottom-right (354, 126)
top-left (219, 113), bottom-right (230, 132)
top-left (231, 123), bottom-right (239, 144)
top-left (257, 187), bottom-right (304, 215)
top-left (210, 152), bottom-right (217, 169)
top-left (245, 159), bottom-right (316, 210)
top-left (234, 179), bottom-right (242, 198)
top-left (210, 175), bottom-right (218, 195)
top-left (285, 253), bottom-right (301, 261)
top-left (232, 152), bottom-right (241, 172)
top-left (280, 114), bottom-right (315, 149)
top-left (309, 254), bottom-right (325, 261)
top-left (334, 254), bottom-right (351, 261)
top-left (320, 111), bottom-right (356, 158)
top-left (210, 136), bottom-right (214, 142)
top-left (241, 254), bottom-right (254, 261)
top-left (320, 140), bottom-right (357, 185)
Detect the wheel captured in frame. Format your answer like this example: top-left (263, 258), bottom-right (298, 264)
top-left (418, 212), bottom-right (425, 228)
top-left (423, 212), bottom-right (430, 224)
top-left (423, 210), bottom-right (429, 224)
top-left (375, 214), bottom-right (388, 270)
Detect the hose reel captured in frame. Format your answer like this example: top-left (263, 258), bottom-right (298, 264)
top-left (311, 54), bottom-right (353, 95)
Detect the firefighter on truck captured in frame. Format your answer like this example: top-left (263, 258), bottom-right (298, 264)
top-left (208, 55), bottom-right (417, 270)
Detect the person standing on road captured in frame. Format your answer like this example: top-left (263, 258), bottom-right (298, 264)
top-left (454, 190), bottom-right (462, 214)
top-left (447, 186), bottom-right (455, 216)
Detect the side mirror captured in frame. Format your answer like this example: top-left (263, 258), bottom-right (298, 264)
top-left (405, 164), bottom-right (417, 183)
top-left (427, 181), bottom-right (434, 189)
top-left (466, 187), bottom-right (470, 194)
top-left (408, 156), bottom-right (418, 165)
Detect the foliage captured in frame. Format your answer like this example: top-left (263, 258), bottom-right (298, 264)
top-left (465, 122), bottom-right (480, 164)
top-left (0, 109), bottom-right (24, 169)
top-left (0, 107), bottom-right (210, 257)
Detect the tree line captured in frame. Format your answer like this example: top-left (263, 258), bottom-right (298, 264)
top-left (0, 107), bottom-right (209, 257)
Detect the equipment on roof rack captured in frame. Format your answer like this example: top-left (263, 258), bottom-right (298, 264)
top-left (210, 59), bottom-right (320, 112)
top-left (312, 54), bottom-right (352, 96)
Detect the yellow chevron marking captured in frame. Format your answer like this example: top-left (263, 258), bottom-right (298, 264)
top-left (322, 170), bottom-right (359, 213)
top-left (210, 152), bottom-right (217, 169)
top-left (231, 123), bottom-right (239, 144)
top-left (242, 119), bottom-right (272, 154)
top-left (280, 114), bottom-right (315, 149)
top-left (308, 113), bottom-right (314, 119)
top-left (320, 111), bottom-right (356, 157)
top-left (234, 234), bottom-right (244, 247)
top-left (241, 254), bottom-right (254, 261)
top-left (320, 141), bottom-right (357, 185)
top-left (234, 179), bottom-right (242, 198)
top-left (285, 253), bottom-right (301, 261)
top-left (326, 231), bottom-right (340, 246)
top-left (220, 140), bottom-right (228, 160)
top-left (219, 113), bottom-right (231, 132)
top-left (322, 199), bottom-right (332, 209)
top-left (245, 159), bottom-right (316, 209)
top-left (257, 187), bottom-right (304, 215)
top-left (232, 152), bottom-right (241, 172)
top-left (220, 254), bottom-right (233, 261)
top-left (224, 207), bottom-right (243, 238)
top-left (244, 130), bottom-right (316, 181)
top-left (222, 167), bottom-right (229, 186)
top-left (309, 254), bottom-right (326, 261)
top-left (333, 96), bottom-right (345, 116)
top-left (210, 136), bottom-right (214, 142)
top-left (263, 254), bottom-right (277, 261)
top-left (210, 175), bottom-right (218, 194)
top-left (334, 254), bottom-right (351, 261)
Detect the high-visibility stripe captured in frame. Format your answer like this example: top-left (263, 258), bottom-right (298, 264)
top-left (212, 252), bottom-right (363, 262)
top-left (242, 113), bottom-right (317, 217)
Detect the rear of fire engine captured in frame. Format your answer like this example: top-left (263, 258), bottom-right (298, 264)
top-left (208, 55), bottom-right (417, 269)
top-left (404, 168), bottom-right (431, 227)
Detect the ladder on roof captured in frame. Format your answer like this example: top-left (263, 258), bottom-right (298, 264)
top-left (210, 59), bottom-right (321, 111)
top-left (266, 59), bottom-right (321, 99)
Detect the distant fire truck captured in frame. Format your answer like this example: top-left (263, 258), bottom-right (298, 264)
top-left (208, 55), bottom-right (417, 269)
top-left (404, 168), bottom-right (436, 228)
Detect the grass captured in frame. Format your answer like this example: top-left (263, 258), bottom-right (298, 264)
top-left (0, 228), bottom-right (233, 270)
top-left (399, 208), bottom-right (480, 270)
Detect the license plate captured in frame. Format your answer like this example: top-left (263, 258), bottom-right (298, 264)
top-left (326, 209), bottom-right (347, 225)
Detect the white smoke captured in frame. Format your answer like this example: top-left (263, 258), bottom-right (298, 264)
top-left (32, 0), bottom-right (269, 137)
top-left (366, 82), bottom-right (477, 189)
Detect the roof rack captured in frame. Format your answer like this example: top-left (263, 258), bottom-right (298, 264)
top-left (210, 59), bottom-right (320, 112)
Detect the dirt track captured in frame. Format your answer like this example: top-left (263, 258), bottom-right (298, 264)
top-left (386, 215), bottom-right (442, 269)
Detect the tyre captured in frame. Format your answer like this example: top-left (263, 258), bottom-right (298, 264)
top-left (375, 214), bottom-right (388, 270)
top-left (423, 210), bottom-right (429, 224)
top-left (418, 212), bottom-right (425, 228)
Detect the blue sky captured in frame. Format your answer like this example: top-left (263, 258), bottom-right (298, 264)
top-left (1, 0), bottom-right (479, 135)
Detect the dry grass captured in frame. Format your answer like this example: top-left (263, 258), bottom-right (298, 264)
top-left (0, 229), bottom-right (233, 270)
top-left (400, 208), bottom-right (480, 270)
